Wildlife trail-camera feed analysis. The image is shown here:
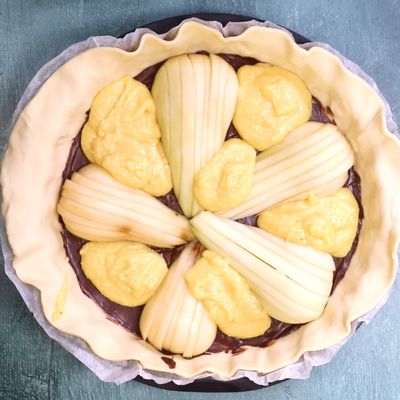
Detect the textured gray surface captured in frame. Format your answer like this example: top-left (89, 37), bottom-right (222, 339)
top-left (0, 1), bottom-right (399, 399)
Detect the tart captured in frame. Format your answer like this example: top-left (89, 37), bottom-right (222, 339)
top-left (1, 20), bottom-right (400, 382)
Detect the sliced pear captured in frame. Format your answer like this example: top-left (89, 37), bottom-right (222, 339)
top-left (140, 242), bottom-right (217, 357)
top-left (190, 212), bottom-right (334, 324)
top-left (152, 53), bottom-right (239, 217)
top-left (220, 122), bottom-right (354, 220)
top-left (57, 164), bottom-right (193, 247)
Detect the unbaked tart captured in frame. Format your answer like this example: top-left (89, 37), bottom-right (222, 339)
top-left (2, 21), bottom-right (400, 379)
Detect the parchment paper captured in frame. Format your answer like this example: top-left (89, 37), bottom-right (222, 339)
top-left (1, 18), bottom-right (398, 386)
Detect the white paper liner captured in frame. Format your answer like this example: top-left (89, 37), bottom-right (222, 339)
top-left (1, 18), bottom-right (399, 386)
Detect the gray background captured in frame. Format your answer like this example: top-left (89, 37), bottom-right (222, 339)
top-left (1, 1), bottom-right (399, 399)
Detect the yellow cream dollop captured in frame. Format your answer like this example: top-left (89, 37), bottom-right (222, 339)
top-left (233, 63), bottom-right (312, 151)
top-left (185, 250), bottom-right (271, 339)
top-left (257, 188), bottom-right (359, 257)
top-left (193, 139), bottom-right (256, 213)
top-left (81, 76), bottom-right (172, 196)
top-left (80, 241), bottom-right (167, 307)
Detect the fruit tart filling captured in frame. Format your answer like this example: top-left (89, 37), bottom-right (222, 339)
top-left (57, 53), bottom-right (362, 361)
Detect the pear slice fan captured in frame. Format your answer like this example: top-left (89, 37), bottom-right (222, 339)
top-left (221, 122), bottom-right (354, 220)
top-left (57, 164), bottom-right (193, 247)
top-left (152, 53), bottom-right (238, 217)
top-left (191, 211), bottom-right (335, 324)
top-left (140, 242), bottom-right (217, 357)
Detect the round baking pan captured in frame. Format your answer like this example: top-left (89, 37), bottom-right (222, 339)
top-left (126, 12), bottom-right (311, 392)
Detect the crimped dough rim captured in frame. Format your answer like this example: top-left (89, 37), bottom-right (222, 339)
top-left (1, 21), bottom-right (400, 378)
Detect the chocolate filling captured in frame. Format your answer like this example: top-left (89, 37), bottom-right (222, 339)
top-left (60, 54), bottom-right (363, 358)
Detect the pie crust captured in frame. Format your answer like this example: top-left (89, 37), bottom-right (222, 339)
top-left (2, 21), bottom-right (400, 378)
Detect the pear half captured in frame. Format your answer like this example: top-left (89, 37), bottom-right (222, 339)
top-left (57, 164), bottom-right (193, 247)
top-left (152, 53), bottom-right (238, 217)
top-left (220, 122), bottom-right (354, 220)
top-left (191, 211), bottom-right (335, 324)
top-left (140, 242), bottom-right (217, 357)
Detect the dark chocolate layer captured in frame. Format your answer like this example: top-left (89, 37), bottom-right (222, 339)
top-left (60, 54), bottom-right (363, 357)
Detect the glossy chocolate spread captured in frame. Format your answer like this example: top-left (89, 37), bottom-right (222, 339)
top-left (60, 54), bottom-right (363, 359)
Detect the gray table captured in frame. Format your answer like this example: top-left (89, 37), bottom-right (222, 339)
top-left (1, 1), bottom-right (399, 399)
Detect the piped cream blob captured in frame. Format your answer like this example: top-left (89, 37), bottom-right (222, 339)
top-left (193, 139), bottom-right (256, 213)
top-left (185, 250), bottom-right (271, 339)
top-left (81, 76), bottom-right (172, 196)
top-left (257, 188), bottom-right (359, 257)
top-left (80, 241), bottom-right (167, 307)
top-left (233, 63), bottom-right (312, 151)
